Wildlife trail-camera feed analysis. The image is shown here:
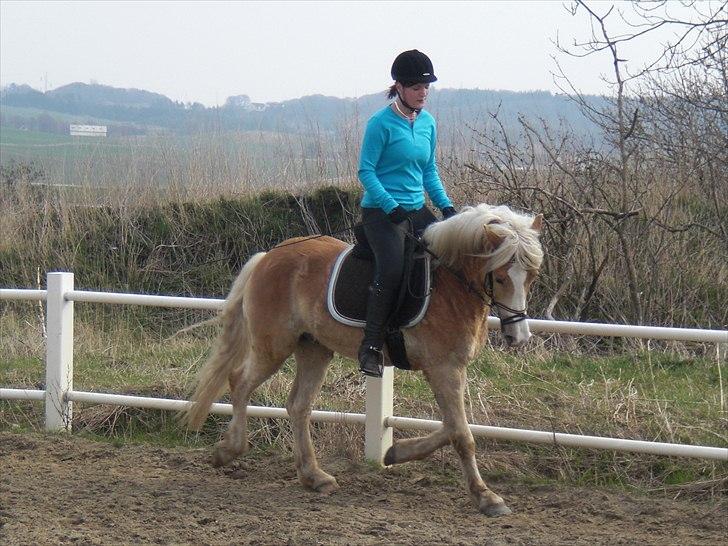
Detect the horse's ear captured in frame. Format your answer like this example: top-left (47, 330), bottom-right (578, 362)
top-left (531, 214), bottom-right (544, 233)
top-left (483, 224), bottom-right (503, 249)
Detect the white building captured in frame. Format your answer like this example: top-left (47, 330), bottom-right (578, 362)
top-left (69, 124), bottom-right (108, 137)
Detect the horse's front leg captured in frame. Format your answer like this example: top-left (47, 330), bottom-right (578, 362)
top-left (286, 340), bottom-right (339, 494)
top-left (383, 426), bottom-right (451, 465)
top-left (427, 365), bottom-right (512, 516)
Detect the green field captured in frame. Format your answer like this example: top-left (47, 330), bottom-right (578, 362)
top-left (0, 124), bottom-right (353, 189)
top-left (0, 126), bottom-right (139, 165)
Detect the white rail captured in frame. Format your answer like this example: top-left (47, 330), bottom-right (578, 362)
top-left (0, 388), bottom-right (45, 401)
top-left (387, 416), bottom-right (727, 461)
top-left (525, 318), bottom-right (727, 343)
top-left (0, 289), bottom-right (47, 302)
top-left (66, 290), bottom-right (224, 310)
top-left (1, 274), bottom-right (726, 464)
top-left (66, 391), bottom-right (366, 425)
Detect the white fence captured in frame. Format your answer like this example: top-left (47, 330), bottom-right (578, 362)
top-left (1, 272), bottom-right (726, 463)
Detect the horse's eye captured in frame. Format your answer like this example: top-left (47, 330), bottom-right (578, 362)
top-left (495, 277), bottom-right (506, 285)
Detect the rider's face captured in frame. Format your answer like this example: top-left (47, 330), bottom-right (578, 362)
top-left (398, 82), bottom-right (430, 109)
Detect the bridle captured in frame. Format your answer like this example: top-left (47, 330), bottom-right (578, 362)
top-left (442, 260), bottom-right (529, 326)
top-left (482, 267), bottom-right (529, 326)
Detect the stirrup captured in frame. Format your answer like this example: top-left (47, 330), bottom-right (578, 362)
top-left (359, 346), bottom-right (384, 378)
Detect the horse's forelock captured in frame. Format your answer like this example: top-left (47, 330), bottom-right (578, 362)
top-left (424, 204), bottom-right (544, 270)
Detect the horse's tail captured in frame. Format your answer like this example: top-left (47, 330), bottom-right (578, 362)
top-left (182, 252), bottom-right (267, 430)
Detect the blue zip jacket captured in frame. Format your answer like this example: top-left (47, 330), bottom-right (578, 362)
top-left (358, 105), bottom-right (452, 213)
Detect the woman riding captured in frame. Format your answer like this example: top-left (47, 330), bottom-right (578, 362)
top-left (357, 49), bottom-right (457, 378)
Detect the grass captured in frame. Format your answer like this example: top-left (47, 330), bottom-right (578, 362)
top-left (2, 125), bottom-right (80, 145)
top-left (1, 308), bottom-right (725, 496)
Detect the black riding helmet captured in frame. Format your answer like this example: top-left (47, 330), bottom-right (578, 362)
top-left (391, 49), bottom-right (437, 84)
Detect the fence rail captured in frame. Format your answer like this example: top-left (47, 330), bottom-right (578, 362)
top-left (1, 273), bottom-right (727, 463)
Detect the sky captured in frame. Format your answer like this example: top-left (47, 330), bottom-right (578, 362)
top-left (0, 0), bottom-right (710, 106)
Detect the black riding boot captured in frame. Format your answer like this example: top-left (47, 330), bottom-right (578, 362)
top-left (358, 283), bottom-right (397, 378)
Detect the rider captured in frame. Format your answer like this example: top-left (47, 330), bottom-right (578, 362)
top-left (357, 49), bottom-right (457, 378)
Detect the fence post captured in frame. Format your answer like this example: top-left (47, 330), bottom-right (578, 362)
top-left (364, 366), bottom-right (394, 464)
top-left (45, 272), bottom-right (74, 431)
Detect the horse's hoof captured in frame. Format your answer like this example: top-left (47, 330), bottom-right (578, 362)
top-left (211, 446), bottom-right (237, 467)
top-left (481, 503), bottom-right (512, 517)
top-left (300, 470), bottom-right (340, 495)
top-left (314, 478), bottom-right (340, 495)
top-left (383, 445), bottom-right (397, 466)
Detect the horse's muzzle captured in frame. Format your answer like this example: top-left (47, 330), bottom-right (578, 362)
top-left (503, 325), bottom-right (531, 348)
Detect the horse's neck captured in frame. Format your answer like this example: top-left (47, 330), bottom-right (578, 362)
top-left (433, 258), bottom-right (490, 322)
top-left (430, 259), bottom-right (491, 359)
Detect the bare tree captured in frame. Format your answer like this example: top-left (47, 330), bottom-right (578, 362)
top-left (456, 1), bottom-right (727, 328)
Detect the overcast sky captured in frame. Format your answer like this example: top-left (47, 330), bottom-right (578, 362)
top-left (0, 1), bottom-right (706, 106)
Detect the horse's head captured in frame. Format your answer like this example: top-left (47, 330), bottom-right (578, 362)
top-left (483, 214), bottom-right (543, 347)
top-left (423, 204), bottom-right (544, 348)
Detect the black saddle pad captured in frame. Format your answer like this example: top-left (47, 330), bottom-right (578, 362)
top-left (327, 245), bottom-right (432, 329)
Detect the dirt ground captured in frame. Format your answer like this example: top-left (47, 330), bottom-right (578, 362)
top-left (1, 431), bottom-right (725, 545)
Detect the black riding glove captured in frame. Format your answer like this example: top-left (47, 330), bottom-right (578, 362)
top-left (441, 206), bottom-right (457, 219)
top-left (387, 205), bottom-right (408, 224)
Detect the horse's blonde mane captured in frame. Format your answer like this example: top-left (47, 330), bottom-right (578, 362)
top-left (423, 204), bottom-right (543, 271)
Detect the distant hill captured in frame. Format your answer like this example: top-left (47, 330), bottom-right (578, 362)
top-left (0, 82), bottom-right (605, 139)
top-left (1, 82), bottom-right (184, 136)
top-left (47, 82), bottom-right (175, 108)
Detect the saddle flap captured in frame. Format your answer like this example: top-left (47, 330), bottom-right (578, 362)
top-left (327, 245), bottom-right (431, 329)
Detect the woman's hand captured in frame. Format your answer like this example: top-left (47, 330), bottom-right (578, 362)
top-left (387, 206), bottom-right (409, 224)
top-left (441, 206), bottom-right (457, 219)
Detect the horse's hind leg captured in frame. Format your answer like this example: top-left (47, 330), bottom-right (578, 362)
top-left (427, 365), bottom-right (511, 517)
top-left (286, 339), bottom-right (338, 494)
top-left (212, 354), bottom-right (284, 467)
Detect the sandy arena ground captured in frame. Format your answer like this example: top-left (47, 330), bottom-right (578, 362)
top-left (1, 431), bottom-right (725, 545)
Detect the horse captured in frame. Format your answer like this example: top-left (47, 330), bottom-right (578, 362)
top-left (183, 203), bottom-right (544, 516)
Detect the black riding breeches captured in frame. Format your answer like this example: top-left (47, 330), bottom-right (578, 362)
top-left (361, 206), bottom-right (438, 291)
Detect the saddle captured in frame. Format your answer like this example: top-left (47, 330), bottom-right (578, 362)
top-left (326, 230), bottom-right (433, 370)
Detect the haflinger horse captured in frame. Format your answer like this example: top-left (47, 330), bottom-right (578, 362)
top-left (183, 203), bottom-right (544, 516)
